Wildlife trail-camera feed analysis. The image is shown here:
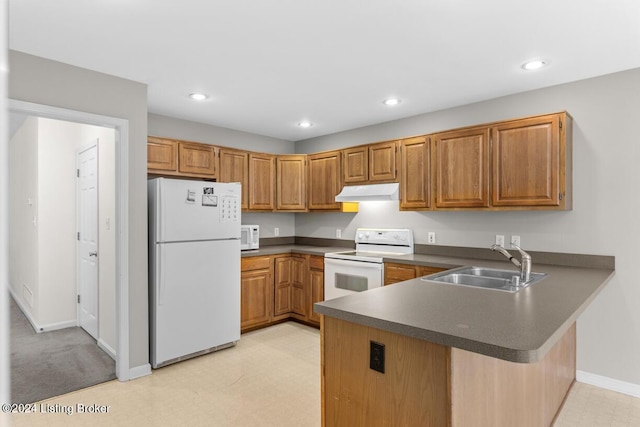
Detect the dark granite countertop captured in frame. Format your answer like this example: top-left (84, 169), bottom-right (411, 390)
top-left (315, 253), bottom-right (614, 363)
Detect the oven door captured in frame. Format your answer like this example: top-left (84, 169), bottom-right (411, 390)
top-left (324, 258), bottom-right (383, 301)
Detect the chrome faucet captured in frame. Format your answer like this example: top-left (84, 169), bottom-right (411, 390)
top-left (490, 243), bottom-right (532, 284)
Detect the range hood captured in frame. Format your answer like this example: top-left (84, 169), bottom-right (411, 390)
top-left (335, 183), bottom-right (399, 202)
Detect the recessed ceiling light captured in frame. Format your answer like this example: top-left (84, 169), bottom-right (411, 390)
top-left (383, 98), bottom-right (401, 106)
top-left (298, 121), bottom-right (313, 128)
top-left (521, 60), bottom-right (548, 71)
top-left (189, 93), bottom-right (209, 101)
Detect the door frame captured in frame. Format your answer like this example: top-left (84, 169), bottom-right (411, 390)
top-left (8, 99), bottom-right (131, 381)
top-left (76, 140), bottom-right (99, 339)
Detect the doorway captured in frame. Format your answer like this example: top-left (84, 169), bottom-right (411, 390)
top-left (8, 99), bottom-right (131, 381)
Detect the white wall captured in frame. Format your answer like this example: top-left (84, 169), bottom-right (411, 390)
top-left (8, 117), bottom-right (117, 353)
top-left (9, 50), bottom-right (149, 371)
top-left (296, 68), bottom-right (640, 388)
top-left (8, 117), bottom-right (39, 317)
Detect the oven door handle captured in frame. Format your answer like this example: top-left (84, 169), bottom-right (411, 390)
top-left (324, 258), bottom-right (383, 269)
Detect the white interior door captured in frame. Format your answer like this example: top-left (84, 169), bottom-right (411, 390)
top-left (77, 140), bottom-right (99, 339)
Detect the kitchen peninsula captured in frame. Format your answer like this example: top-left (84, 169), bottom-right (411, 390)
top-left (315, 254), bottom-right (614, 427)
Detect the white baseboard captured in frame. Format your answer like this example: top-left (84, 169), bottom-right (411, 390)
top-left (10, 288), bottom-right (77, 333)
top-left (128, 363), bottom-right (152, 380)
top-left (577, 370), bottom-right (640, 398)
top-left (97, 338), bottom-right (117, 361)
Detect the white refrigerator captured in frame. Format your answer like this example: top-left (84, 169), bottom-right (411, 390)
top-left (148, 178), bottom-right (241, 368)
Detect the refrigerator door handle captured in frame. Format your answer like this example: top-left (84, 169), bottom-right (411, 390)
top-left (157, 245), bottom-right (165, 306)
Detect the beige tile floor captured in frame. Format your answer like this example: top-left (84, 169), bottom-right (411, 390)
top-left (7, 321), bottom-right (640, 427)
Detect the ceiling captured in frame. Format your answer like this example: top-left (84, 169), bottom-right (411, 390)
top-left (8, 0), bottom-right (640, 141)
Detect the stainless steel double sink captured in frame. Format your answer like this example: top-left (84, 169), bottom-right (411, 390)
top-left (421, 266), bottom-right (547, 292)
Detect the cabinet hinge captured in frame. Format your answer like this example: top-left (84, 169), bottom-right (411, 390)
top-left (77, 295), bottom-right (80, 304)
top-left (559, 193), bottom-right (563, 201)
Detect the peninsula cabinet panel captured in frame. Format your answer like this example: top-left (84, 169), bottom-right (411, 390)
top-left (276, 155), bottom-right (307, 211)
top-left (343, 146), bottom-right (368, 183)
top-left (491, 113), bottom-right (571, 209)
top-left (434, 127), bottom-right (490, 208)
top-left (147, 137), bottom-right (178, 173)
top-left (400, 136), bottom-right (430, 210)
top-left (248, 153), bottom-right (275, 211)
top-left (368, 140), bottom-right (398, 182)
top-left (178, 142), bottom-right (217, 178)
top-left (307, 151), bottom-right (342, 211)
top-left (218, 148), bottom-right (249, 209)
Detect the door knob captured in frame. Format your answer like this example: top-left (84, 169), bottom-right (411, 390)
top-left (89, 251), bottom-right (98, 257)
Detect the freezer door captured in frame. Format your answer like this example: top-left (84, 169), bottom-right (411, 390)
top-left (150, 239), bottom-right (241, 368)
top-left (149, 178), bottom-right (241, 243)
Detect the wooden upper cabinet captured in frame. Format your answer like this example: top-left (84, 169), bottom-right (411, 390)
top-left (343, 146), bottom-right (368, 183)
top-left (492, 113), bottom-right (571, 209)
top-left (248, 153), bottom-right (275, 211)
top-left (343, 141), bottom-right (398, 184)
top-left (369, 141), bottom-right (398, 182)
top-left (219, 148), bottom-right (250, 210)
top-left (307, 150), bottom-right (342, 211)
top-left (147, 137), bottom-right (178, 173)
top-left (433, 127), bottom-right (490, 208)
top-left (400, 136), bottom-right (430, 210)
top-left (276, 155), bottom-right (307, 211)
top-left (178, 141), bottom-right (217, 178)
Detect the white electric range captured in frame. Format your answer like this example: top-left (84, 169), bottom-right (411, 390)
top-left (324, 228), bottom-right (414, 300)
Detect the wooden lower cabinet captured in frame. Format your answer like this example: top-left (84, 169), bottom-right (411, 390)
top-left (240, 256), bottom-right (273, 331)
top-left (384, 262), bottom-right (447, 285)
top-left (242, 253), bottom-right (322, 332)
top-left (322, 317), bottom-right (576, 427)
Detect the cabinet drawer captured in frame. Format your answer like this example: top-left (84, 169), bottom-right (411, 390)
top-left (241, 256), bottom-right (272, 271)
top-left (417, 266), bottom-right (447, 277)
top-left (309, 255), bottom-right (324, 270)
top-left (385, 264), bottom-right (417, 281)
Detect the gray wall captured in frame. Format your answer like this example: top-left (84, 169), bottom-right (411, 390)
top-left (8, 50), bottom-right (149, 371)
top-left (296, 68), bottom-right (640, 387)
top-left (148, 113), bottom-right (297, 238)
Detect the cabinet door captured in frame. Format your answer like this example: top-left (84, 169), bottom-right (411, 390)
top-left (248, 153), bottom-right (275, 210)
top-left (178, 142), bottom-right (217, 177)
top-left (291, 256), bottom-right (307, 316)
top-left (219, 148), bottom-right (249, 209)
top-left (343, 146), bottom-right (368, 183)
top-left (369, 141), bottom-right (398, 182)
top-left (274, 257), bottom-right (292, 317)
top-left (307, 151), bottom-right (342, 211)
top-left (400, 136), bottom-right (430, 210)
top-left (276, 155), bottom-right (307, 211)
top-left (147, 137), bottom-right (178, 173)
top-left (434, 127), bottom-right (490, 208)
top-left (240, 268), bottom-right (271, 330)
top-left (308, 266), bottom-right (324, 324)
top-left (492, 114), bottom-right (565, 207)
top-left (384, 263), bottom-right (417, 285)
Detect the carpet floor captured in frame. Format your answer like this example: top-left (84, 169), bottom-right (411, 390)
top-left (9, 296), bottom-right (116, 404)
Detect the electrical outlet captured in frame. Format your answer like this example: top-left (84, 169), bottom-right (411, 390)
top-left (274, 227), bottom-right (279, 237)
top-left (511, 235), bottom-right (521, 247)
top-left (495, 235), bottom-right (505, 247)
top-left (370, 341), bottom-right (385, 374)
top-left (336, 229), bottom-right (341, 238)
top-left (428, 232), bottom-right (436, 244)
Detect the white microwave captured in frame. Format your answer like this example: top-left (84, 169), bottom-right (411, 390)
top-left (240, 225), bottom-right (259, 250)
